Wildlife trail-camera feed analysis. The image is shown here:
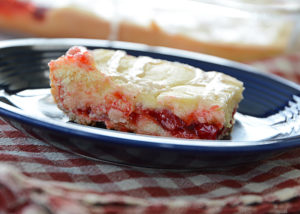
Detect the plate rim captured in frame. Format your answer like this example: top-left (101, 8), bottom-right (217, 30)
top-left (0, 38), bottom-right (300, 153)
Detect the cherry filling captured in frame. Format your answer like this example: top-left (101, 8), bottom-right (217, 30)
top-left (65, 47), bottom-right (95, 71)
top-left (77, 107), bottom-right (91, 117)
top-left (73, 104), bottom-right (228, 139)
top-left (32, 7), bottom-right (47, 21)
top-left (139, 109), bottom-right (223, 139)
top-left (0, 0), bottom-right (47, 21)
top-left (64, 87), bottom-right (231, 139)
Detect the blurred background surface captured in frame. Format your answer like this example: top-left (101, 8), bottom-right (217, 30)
top-left (0, 0), bottom-right (300, 62)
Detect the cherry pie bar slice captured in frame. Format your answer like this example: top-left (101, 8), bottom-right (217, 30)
top-left (49, 46), bottom-right (244, 139)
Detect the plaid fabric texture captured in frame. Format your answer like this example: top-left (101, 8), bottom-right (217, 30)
top-left (0, 53), bottom-right (300, 213)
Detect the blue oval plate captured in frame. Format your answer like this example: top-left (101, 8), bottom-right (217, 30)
top-left (0, 38), bottom-right (300, 170)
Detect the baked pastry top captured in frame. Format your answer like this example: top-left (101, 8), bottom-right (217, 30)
top-left (49, 46), bottom-right (244, 139)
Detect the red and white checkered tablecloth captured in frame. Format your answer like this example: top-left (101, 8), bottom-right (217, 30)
top-left (1, 46), bottom-right (300, 213)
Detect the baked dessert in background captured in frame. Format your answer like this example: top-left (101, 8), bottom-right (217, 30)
top-left (0, 0), bottom-right (111, 39)
top-left (49, 46), bottom-right (244, 139)
top-left (0, 0), bottom-right (294, 62)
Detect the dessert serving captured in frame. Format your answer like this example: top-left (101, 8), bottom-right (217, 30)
top-left (49, 46), bottom-right (244, 140)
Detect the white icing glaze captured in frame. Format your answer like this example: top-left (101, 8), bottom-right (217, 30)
top-left (93, 48), bottom-right (244, 126)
